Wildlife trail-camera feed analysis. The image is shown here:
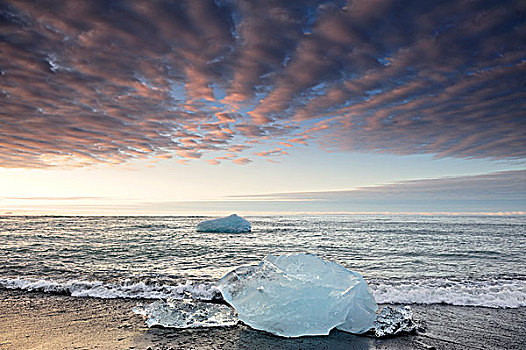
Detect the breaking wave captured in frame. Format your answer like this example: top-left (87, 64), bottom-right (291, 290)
top-left (0, 277), bottom-right (221, 301)
top-left (371, 278), bottom-right (526, 308)
top-left (1, 276), bottom-right (525, 308)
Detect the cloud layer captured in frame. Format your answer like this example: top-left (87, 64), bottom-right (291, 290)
top-left (230, 170), bottom-right (526, 203)
top-left (1, 0), bottom-right (525, 167)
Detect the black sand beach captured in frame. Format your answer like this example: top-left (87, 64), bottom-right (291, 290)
top-left (1, 290), bottom-right (525, 350)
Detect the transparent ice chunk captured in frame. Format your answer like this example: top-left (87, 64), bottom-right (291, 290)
top-left (218, 253), bottom-right (378, 337)
top-left (373, 305), bottom-right (418, 337)
top-left (133, 299), bottom-right (238, 328)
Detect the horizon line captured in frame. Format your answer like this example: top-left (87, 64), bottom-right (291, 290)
top-left (2, 211), bottom-right (524, 217)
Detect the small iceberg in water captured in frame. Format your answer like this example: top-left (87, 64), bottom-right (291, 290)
top-left (196, 214), bottom-right (251, 233)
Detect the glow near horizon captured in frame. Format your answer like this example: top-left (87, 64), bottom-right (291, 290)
top-left (1, 147), bottom-right (524, 215)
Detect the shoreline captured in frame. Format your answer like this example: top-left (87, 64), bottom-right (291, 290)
top-left (1, 290), bottom-right (525, 349)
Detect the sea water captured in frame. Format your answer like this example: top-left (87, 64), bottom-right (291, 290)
top-left (0, 215), bottom-right (524, 308)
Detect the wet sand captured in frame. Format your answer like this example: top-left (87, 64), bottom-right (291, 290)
top-left (0, 290), bottom-right (525, 350)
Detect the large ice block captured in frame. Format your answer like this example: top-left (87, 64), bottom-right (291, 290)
top-left (196, 214), bottom-right (251, 233)
top-left (218, 253), bottom-right (378, 337)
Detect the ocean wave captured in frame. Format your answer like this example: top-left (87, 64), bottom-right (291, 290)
top-left (0, 277), bottom-right (221, 301)
top-left (2, 276), bottom-right (525, 308)
top-left (371, 278), bottom-right (526, 308)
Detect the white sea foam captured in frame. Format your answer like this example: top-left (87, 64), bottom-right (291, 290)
top-left (2, 276), bottom-right (525, 308)
top-left (371, 279), bottom-right (526, 308)
top-left (0, 277), bottom-right (221, 301)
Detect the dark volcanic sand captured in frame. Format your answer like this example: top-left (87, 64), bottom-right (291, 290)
top-left (0, 290), bottom-right (525, 350)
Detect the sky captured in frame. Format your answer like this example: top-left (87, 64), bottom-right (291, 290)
top-left (0, 0), bottom-right (525, 215)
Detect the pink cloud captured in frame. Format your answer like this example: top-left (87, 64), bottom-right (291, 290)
top-left (0, 0), bottom-right (523, 169)
top-left (233, 157), bottom-right (252, 165)
top-left (255, 148), bottom-right (288, 157)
